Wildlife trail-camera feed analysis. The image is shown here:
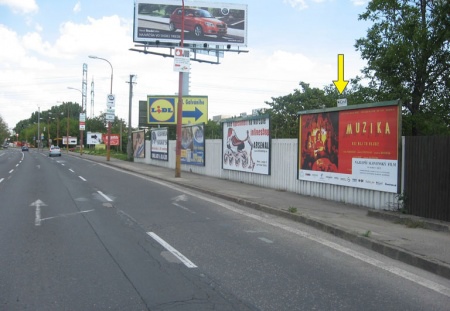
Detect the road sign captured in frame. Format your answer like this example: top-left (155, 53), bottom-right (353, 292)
top-left (106, 94), bottom-right (115, 121)
top-left (174, 47), bottom-right (191, 73)
top-left (337, 98), bottom-right (347, 107)
top-left (147, 95), bottom-right (208, 125)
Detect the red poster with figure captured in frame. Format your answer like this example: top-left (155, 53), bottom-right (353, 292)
top-left (298, 102), bottom-right (400, 193)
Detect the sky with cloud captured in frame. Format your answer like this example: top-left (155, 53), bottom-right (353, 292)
top-left (0, 0), bottom-right (371, 130)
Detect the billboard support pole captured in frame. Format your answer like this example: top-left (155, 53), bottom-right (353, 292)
top-left (175, 0), bottom-right (185, 178)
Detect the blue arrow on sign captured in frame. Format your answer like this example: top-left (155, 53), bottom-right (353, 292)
top-left (182, 107), bottom-right (203, 121)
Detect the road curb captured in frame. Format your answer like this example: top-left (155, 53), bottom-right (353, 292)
top-left (368, 210), bottom-right (450, 232)
top-left (79, 156), bottom-right (450, 280)
top-left (156, 177), bottom-right (450, 280)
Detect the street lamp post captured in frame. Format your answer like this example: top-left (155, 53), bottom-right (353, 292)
top-left (47, 114), bottom-right (55, 148)
top-left (67, 104), bottom-right (70, 153)
top-left (68, 87), bottom-right (84, 155)
top-left (89, 55), bottom-right (113, 161)
top-left (37, 107), bottom-right (40, 150)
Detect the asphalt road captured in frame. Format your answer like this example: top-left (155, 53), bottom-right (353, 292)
top-left (1, 147), bottom-right (450, 310)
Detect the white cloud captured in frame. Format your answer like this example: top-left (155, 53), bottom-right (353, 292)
top-left (351, 0), bottom-right (367, 6)
top-left (283, 0), bottom-right (308, 10)
top-left (0, 0), bottom-right (38, 14)
top-left (73, 1), bottom-right (81, 13)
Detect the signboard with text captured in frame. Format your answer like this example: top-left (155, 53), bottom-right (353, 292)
top-left (181, 123), bottom-right (205, 166)
top-left (134, 0), bottom-right (248, 46)
top-left (222, 115), bottom-right (271, 175)
top-left (102, 134), bottom-right (120, 146)
top-left (297, 101), bottom-right (401, 193)
top-left (147, 95), bottom-right (208, 125)
top-left (151, 127), bottom-right (168, 161)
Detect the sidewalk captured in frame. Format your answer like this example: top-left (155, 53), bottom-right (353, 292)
top-left (71, 152), bottom-right (450, 280)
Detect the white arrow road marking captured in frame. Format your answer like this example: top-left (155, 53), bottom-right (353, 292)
top-left (30, 199), bottom-right (47, 226)
top-left (147, 232), bottom-right (197, 268)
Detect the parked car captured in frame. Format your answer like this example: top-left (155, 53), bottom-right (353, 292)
top-left (21, 145), bottom-right (29, 151)
top-left (169, 8), bottom-right (227, 38)
top-left (49, 146), bottom-right (61, 157)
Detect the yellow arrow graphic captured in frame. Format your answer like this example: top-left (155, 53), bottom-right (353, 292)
top-left (333, 54), bottom-right (349, 94)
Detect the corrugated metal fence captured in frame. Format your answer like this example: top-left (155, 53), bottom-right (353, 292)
top-left (404, 136), bottom-right (450, 221)
top-left (137, 139), bottom-right (398, 211)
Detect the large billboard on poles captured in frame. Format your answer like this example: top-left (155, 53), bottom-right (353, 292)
top-left (134, 0), bottom-right (248, 46)
top-left (297, 101), bottom-right (401, 193)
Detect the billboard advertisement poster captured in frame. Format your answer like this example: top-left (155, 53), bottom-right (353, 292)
top-left (62, 136), bottom-right (78, 145)
top-left (181, 123), bottom-right (205, 166)
top-left (133, 130), bottom-right (146, 159)
top-left (134, 1), bottom-right (248, 46)
top-left (102, 134), bottom-right (120, 146)
top-left (87, 132), bottom-right (103, 145)
top-left (222, 116), bottom-right (270, 175)
top-left (147, 95), bottom-right (208, 125)
top-left (151, 127), bottom-right (168, 161)
top-left (297, 102), bottom-right (400, 193)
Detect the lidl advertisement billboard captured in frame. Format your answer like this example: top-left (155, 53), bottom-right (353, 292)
top-left (297, 101), bottom-right (401, 193)
top-left (134, 0), bottom-right (248, 46)
top-left (147, 95), bottom-right (208, 125)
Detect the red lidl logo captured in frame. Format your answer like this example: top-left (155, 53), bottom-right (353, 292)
top-left (148, 98), bottom-right (175, 124)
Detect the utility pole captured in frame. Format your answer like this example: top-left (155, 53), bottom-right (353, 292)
top-left (126, 75), bottom-right (136, 161)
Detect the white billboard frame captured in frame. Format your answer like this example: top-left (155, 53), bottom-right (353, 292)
top-left (134, 0), bottom-right (248, 47)
top-left (222, 115), bottom-right (271, 175)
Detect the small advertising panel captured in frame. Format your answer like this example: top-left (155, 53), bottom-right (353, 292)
top-left (181, 123), bottom-right (205, 166)
top-left (102, 134), bottom-right (120, 146)
top-left (87, 132), bottom-right (103, 145)
top-left (62, 136), bottom-right (78, 145)
top-left (133, 130), bottom-right (146, 159)
top-left (151, 127), bottom-right (168, 161)
top-left (134, 0), bottom-right (248, 46)
top-left (298, 101), bottom-right (401, 193)
top-left (222, 116), bottom-right (271, 175)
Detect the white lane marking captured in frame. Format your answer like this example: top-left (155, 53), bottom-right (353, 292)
top-left (97, 191), bottom-right (113, 202)
top-left (40, 209), bottom-right (94, 222)
top-left (83, 159), bottom-right (450, 297)
top-left (16, 164), bottom-right (19, 167)
top-left (258, 237), bottom-right (273, 244)
top-left (147, 232), bottom-right (197, 268)
top-left (9, 169), bottom-right (13, 174)
top-left (69, 169), bottom-right (75, 173)
top-left (30, 200), bottom-right (47, 227)
top-left (79, 176), bottom-right (87, 181)
top-left (0, 178), bottom-right (4, 183)
top-left (61, 163), bottom-right (65, 166)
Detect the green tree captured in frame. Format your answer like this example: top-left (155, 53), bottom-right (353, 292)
top-left (204, 119), bottom-right (222, 139)
top-left (0, 114), bottom-right (9, 145)
top-left (265, 82), bottom-right (335, 138)
top-left (355, 0), bottom-right (450, 135)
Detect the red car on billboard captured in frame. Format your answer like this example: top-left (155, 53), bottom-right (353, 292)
top-left (169, 8), bottom-right (227, 38)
